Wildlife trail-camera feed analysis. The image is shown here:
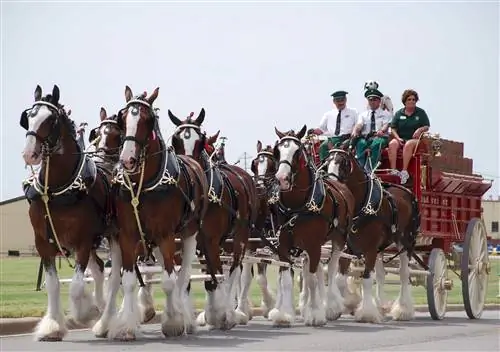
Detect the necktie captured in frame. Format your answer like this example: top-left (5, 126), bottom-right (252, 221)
top-left (370, 110), bottom-right (376, 133)
top-left (335, 111), bottom-right (341, 135)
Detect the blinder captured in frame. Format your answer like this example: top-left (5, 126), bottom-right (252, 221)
top-left (20, 109), bottom-right (29, 130)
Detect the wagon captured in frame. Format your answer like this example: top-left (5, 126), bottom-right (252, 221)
top-left (304, 133), bottom-right (493, 320)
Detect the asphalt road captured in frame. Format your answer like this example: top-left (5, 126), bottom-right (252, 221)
top-left (1, 311), bottom-right (498, 351)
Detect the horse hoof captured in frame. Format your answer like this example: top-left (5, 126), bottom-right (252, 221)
top-left (114, 331), bottom-right (136, 341)
top-left (38, 334), bottom-right (64, 342)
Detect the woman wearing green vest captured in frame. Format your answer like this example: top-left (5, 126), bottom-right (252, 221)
top-left (388, 89), bottom-right (430, 184)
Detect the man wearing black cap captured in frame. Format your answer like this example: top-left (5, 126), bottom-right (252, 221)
top-left (351, 88), bottom-right (392, 171)
top-left (309, 90), bottom-right (358, 162)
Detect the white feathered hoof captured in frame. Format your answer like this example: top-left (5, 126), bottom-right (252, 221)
top-left (138, 286), bottom-right (156, 323)
top-left (34, 315), bottom-right (68, 342)
top-left (196, 311), bottom-right (206, 326)
top-left (304, 307), bottom-right (327, 327)
top-left (325, 308), bottom-right (342, 321)
top-left (269, 308), bottom-right (293, 328)
top-left (92, 318), bottom-right (108, 338)
top-left (390, 300), bottom-right (415, 321)
top-left (354, 302), bottom-right (383, 324)
top-left (161, 315), bottom-right (186, 337)
top-left (378, 301), bottom-right (393, 316)
top-left (234, 308), bottom-right (249, 325)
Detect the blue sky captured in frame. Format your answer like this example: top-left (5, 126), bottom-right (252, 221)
top-left (1, 0), bottom-right (499, 200)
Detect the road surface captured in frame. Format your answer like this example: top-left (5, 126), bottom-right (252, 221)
top-left (1, 311), bottom-right (498, 351)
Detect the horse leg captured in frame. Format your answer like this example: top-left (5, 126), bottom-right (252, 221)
top-left (374, 254), bottom-right (391, 314)
top-left (34, 256), bottom-right (67, 341)
top-left (354, 252), bottom-right (382, 323)
top-left (390, 246), bottom-right (415, 321)
top-left (268, 235), bottom-right (295, 327)
top-left (338, 258), bottom-right (361, 315)
top-left (303, 248), bottom-right (327, 327)
top-left (92, 237), bottom-right (122, 338)
top-left (256, 263), bottom-right (275, 319)
top-left (68, 246), bottom-right (100, 326)
top-left (298, 256), bottom-right (309, 318)
top-left (107, 236), bottom-right (140, 341)
top-left (235, 252), bottom-right (254, 324)
top-left (325, 249), bottom-right (344, 321)
top-left (137, 248), bottom-right (157, 324)
top-left (88, 250), bottom-right (106, 312)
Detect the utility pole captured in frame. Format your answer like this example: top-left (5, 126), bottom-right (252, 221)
top-left (237, 152), bottom-right (253, 172)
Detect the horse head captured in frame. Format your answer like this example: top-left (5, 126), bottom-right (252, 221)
top-left (168, 108), bottom-right (208, 159)
top-left (117, 85), bottom-right (160, 171)
top-left (273, 124), bottom-right (308, 191)
top-left (20, 84), bottom-right (75, 165)
top-left (325, 145), bottom-right (364, 184)
top-left (89, 107), bottom-right (122, 158)
top-left (251, 140), bottom-right (276, 186)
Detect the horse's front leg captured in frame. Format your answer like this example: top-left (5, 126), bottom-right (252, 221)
top-left (268, 234), bottom-right (295, 327)
top-left (303, 246), bottom-right (326, 327)
top-left (235, 250), bottom-right (254, 324)
top-left (93, 237), bottom-right (122, 338)
top-left (374, 253), bottom-right (391, 314)
top-left (325, 249), bottom-right (344, 321)
top-left (68, 246), bottom-right (100, 326)
top-left (34, 256), bottom-right (67, 341)
top-left (88, 250), bottom-right (106, 312)
top-left (355, 251), bottom-right (382, 323)
top-left (108, 234), bottom-right (140, 341)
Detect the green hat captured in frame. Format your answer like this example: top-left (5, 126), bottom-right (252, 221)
top-left (364, 89), bottom-right (383, 99)
top-left (330, 90), bottom-right (348, 99)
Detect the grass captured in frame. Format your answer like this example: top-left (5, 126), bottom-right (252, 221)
top-left (0, 256), bottom-right (499, 318)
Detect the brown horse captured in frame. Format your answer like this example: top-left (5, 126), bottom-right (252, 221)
top-left (270, 126), bottom-right (355, 327)
top-left (86, 108), bottom-right (157, 338)
top-left (325, 147), bottom-right (420, 322)
top-left (20, 85), bottom-right (109, 341)
top-left (168, 109), bottom-right (258, 329)
top-left (105, 86), bottom-right (209, 340)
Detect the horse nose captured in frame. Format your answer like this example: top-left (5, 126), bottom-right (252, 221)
top-left (22, 151), bottom-right (39, 165)
top-left (122, 156), bottom-right (137, 170)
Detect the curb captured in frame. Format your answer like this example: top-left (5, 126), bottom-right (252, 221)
top-left (1, 303), bottom-right (499, 336)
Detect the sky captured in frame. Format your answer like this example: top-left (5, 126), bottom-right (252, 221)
top-left (1, 0), bottom-right (499, 201)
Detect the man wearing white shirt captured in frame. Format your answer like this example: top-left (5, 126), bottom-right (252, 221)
top-left (309, 90), bottom-right (358, 162)
top-left (352, 88), bottom-right (392, 170)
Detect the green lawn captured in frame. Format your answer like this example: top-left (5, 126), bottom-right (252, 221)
top-left (0, 256), bottom-right (498, 318)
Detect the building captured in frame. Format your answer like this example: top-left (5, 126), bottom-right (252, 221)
top-left (1, 195), bottom-right (499, 254)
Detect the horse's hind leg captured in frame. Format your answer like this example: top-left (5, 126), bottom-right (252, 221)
top-left (390, 245), bottom-right (415, 321)
top-left (338, 258), bottom-right (361, 315)
top-left (303, 248), bottom-right (327, 327)
top-left (256, 263), bottom-right (275, 318)
top-left (137, 248), bottom-right (157, 324)
top-left (93, 237), bottom-right (122, 338)
top-left (298, 256), bottom-right (309, 318)
top-left (354, 252), bottom-right (382, 323)
top-left (235, 252), bottom-right (254, 324)
top-left (88, 250), bottom-right (106, 312)
top-left (68, 245), bottom-right (100, 326)
top-left (34, 256), bottom-right (67, 341)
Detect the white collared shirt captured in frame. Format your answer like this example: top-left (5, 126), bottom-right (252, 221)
top-left (319, 107), bottom-right (358, 137)
top-left (357, 108), bottom-right (392, 136)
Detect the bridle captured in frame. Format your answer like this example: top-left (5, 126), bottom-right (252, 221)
top-left (274, 135), bottom-right (308, 190)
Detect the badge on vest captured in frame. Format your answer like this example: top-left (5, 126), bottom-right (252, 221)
top-left (400, 116), bottom-right (406, 120)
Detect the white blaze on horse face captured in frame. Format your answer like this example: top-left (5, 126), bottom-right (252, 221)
top-left (96, 125), bottom-right (108, 150)
top-left (179, 127), bottom-right (198, 156)
top-left (120, 107), bottom-right (140, 168)
top-left (257, 156), bottom-right (268, 177)
top-left (275, 140), bottom-right (298, 189)
top-left (327, 152), bottom-right (340, 180)
top-left (22, 105), bottom-right (52, 165)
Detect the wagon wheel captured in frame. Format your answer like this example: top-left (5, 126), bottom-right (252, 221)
top-left (461, 218), bottom-right (490, 319)
top-left (426, 248), bottom-right (448, 320)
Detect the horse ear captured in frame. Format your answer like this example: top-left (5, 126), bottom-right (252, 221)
top-left (147, 87), bottom-right (159, 105)
top-left (168, 110), bottom-right (182, 126)
top-left (125, 85), bottom-right (133, 102)
top-left (195, 108), bottom-right (205, 126)
top-left (100, 107), bottom-right (107, 121)
top-left (257, 140), bottom-right (262, 152)
top-left (274, 127), bottom-right (285, 139)
top-left (34, 85), bottom-right (42, 101)
top-left (297, 124), bottom-right (307, 140)
top-left (51, 85), bottom-right (60, 105)
top-left (207, 130), bottom-right (220, 145)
